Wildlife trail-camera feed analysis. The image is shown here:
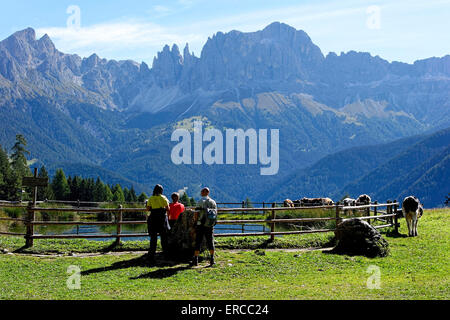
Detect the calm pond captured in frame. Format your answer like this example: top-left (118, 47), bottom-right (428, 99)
top-left (2, 207), bottom-right (342, 241)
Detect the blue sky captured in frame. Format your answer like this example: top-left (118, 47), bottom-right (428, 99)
top-left (1, 0), bottom-right (449, 65)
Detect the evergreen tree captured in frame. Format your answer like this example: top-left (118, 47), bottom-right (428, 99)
top-left (10, 134), bottom-right (31, 179)
top-left (51, 169), bottom-right (70, 200)
top-left (69, 176), bottom-right (82, 201)
top-left (0, 142), bottom-right (22, 201)
top-left (67, 176), bottom-right (73, 199)
top-left (112, 184), bottom-right (125, 203)
top-left (0, 145), bottom-right (11, 199)
top-left (86, 178), bottom-right (95, 201)
top-left (123, 187), bottom-right (131, 202)
top-left (180, 192), bottom-right (190, 206)
top-left (111, 184), bottom-right (118, 195)
top-left (79, 178), bottom-right (87, 201)
top-left (190, 197), bottom-right (196, 207)
top-left (93, 177), bottom-right (106, 202)
top-left (129, 185), bottom-right (138, 203)
top-left (104, 184), bottom-right (114, 202)
top-left (138, 192), bottom-right (148, 203)
top-left (37, 166), bottom-right (54, 201)
top-left (245, 197), bottom-right (253, 208)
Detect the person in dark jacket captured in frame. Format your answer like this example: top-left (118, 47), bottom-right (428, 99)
top-left (146, 184), bottom-right (170, 263)
top-left (191, 187), bottom-right (217, 266)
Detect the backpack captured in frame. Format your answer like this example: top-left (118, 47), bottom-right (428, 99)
top-left (203, 208), bottom-right (218, 227)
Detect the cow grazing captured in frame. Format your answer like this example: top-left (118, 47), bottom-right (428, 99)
top-left (356, 194), bottom-right (371, 206)
top-left (283, 199), bottom-right (294, 208)
top-left (292, 200), bottom-right (302, 207)
top-left (300, 197), bottom-right (322, 206)
top-left (343, 198), bottom-right (356, 206)
top-left (402, 196), bottom-right (423, 237)
top-left (300, 197), bottom-right (334, 206)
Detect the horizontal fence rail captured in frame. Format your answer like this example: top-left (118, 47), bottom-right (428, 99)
top-left (0, 200), bottom-right (401, 246)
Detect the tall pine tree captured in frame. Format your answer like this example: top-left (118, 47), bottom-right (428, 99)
top-left (138, 192), bottom-right (148, 203)
top-left (180, 192), bottom-right (190, 206)
top-left (104, 184), bottom-right (114, 202)
top-left (51, 169), bottom-right (70, 200)
top-left (10, 134), bottom-right (31, 180)
top-left (37, 166), bottom-right (54, 201)
top-left (129, 185), bottom-right (138, 203)
top-left (93, 177), bottom-right (106, 202)
top-left (123, 187), bottom-right (130, 202)
top-left (0, 145), bottom-right (12, 200)
top-left (112, 184), bottom-right (125, 203)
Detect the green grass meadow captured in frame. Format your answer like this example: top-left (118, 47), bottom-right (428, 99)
top-left (0, 209), bottom-right (448, 300)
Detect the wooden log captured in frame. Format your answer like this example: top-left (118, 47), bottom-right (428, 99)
top-left (373, 201), bottom-right (378, 225)
top-left (25, 202), bottom-right (34, 248)
top-left (351, 213), bottom-right (396, 221)
top-left (0, 231), bottom-right (27, 237)
top-left (373, 224), bottom-right (394, 229)
top-left (393, 200), bottom-right (399, 233)
top-left (270, 203), bottom-right (276, 242)
top-left (218, 205), bottom-right (337, 212)
top-left (335, 202), bottom-right (341, 228)
top-left (387, 200), bottom-right (392, 226)
top-left (30, 234), bottom-right (148, 239)
top-left (0, 217), bottom-right (27, 222)
top-left (28, 216), bottom-right (340, 226)
top-left (217, 217), bottom-right (337, 224)
top-left (115, 205), bottom-right (123, 245)
top-left (31, 221), bottom-right (119, 225)
top-left (214, 228), bottom-right (335, 237)
top-left (30, 207), bottom-right (147, 213)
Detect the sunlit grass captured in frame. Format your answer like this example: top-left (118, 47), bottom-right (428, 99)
top-left (0, 209), bottom-right (448, 299)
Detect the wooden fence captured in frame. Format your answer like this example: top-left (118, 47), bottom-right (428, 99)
top-left (0, 200), bottom-right (401, 248)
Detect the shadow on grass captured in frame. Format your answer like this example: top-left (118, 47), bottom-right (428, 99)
top-left (130, 265), bottom-right (192, 279)
top-left (13, 245), bottom-right (31, 253)
top-left (80, 252), bottom-right (193, 279)
top-left (383, 230), bottom-right (408, 238)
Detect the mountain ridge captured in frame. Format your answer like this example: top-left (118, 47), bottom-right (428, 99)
top-left (0, 23), bottom-right (448, 205)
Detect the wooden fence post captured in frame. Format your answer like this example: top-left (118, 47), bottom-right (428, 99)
top-left (242, 201), bottom-right (245, 208)
top-left (115, 204), bottom-right (123, 245)
top-left (366, 202), bottom-right (371, 224)
top-left (373, 201), bottom-right (378, 224)
top-left (393, 200), bottom-right (399, 233)
top-left (335, 202), bottom-right (341, 229)
top-left (387, 200), bottom-right (392, 226)
top-left (270, 202), bottom-right (276, 242)
top-left (25, 167), bottom-right (39, 248)
top-left (25, 201), bottom-right (35, 248)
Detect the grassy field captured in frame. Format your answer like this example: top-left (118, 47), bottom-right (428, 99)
top-left (0, 209), bottom-right (448, 300)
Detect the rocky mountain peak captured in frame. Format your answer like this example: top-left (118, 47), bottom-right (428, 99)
top-left (10, 27), bottom-right (36, 43)
top-left (152, 43), bottom-right (183, 86)
top-left (36, 34), bottom-right (56, 55)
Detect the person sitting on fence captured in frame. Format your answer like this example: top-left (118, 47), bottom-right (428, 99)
top-left (191, 187), bottom-right (217, 267)
top-left (168, 192), bottom-right (185, 228)
top-left (146, 184), bottom-right (170, 263)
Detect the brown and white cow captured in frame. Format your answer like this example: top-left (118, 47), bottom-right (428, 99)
top-left (342, 198), bottom-right (356, 206)
top-left (356, 194), bottom-right (371, 206)
top-left (283, 199), bottom-right (294, 208)
top-left (402, 196), bottom-right (424, 237)
top-left (342, 197), bottom-right (357, 215)
top-left (300, 197), bottom-right (334, 206)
